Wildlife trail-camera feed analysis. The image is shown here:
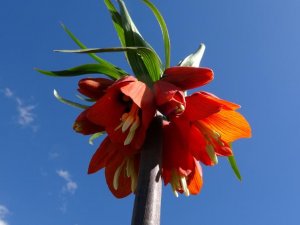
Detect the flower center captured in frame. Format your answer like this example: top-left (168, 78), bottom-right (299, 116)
top-left (115, 103), bottom-right (141, 146)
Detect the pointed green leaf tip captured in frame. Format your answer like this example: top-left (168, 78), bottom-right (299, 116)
top-left (59, 23), bottom-right (127, 79)
top-left (178, 43), bottom-right (206, 67)
top-left (36, 63), bottom-right (125, 80)
top-left (228, 155), bottom-right (242, 181)
top-left (105, 0), bottom-right (162, 84)
top-left (89, 132), bottom-right (104, 145)
top-left (53, 89), bottom-right (89, 109)
top-left (143, 0), bottom-right (170, 69)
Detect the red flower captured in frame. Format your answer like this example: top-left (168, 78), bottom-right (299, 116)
top-left (88, 137), bottom-right (140, 198)
top-left (86, 76), bottom-right (156, 150)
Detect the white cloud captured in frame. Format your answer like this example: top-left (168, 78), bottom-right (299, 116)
top-left (1, 87), bottom-right (37, 129)
top-left (0, 205), bottom-right (9, 225)
top-left (57, 170), bottom-right (78, 194)
top-left (16, 98), bottom-right (36, 126)
top-left (3, 88), bottom-right (13, 98)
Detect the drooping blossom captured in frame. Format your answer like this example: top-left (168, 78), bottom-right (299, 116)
top-left (74, 76), bottom-right (156, 152)
top-left (154, 66), bottom-right (251, 196)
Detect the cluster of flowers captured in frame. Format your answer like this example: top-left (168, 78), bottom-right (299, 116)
top-left (73, 65), bottom-right (251, 198)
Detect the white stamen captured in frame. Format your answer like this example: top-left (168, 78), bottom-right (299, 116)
top-left (206, 145), bottom-right (218, 164)
top-left (122, 115), bottom-right (134, 132)
top-left (124, 131), bottom-right (135, 145)
top-left (180, 176), bottom-right (190, 197)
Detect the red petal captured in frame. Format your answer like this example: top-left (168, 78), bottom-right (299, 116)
top-left (120, 80), bottom-right (151, 108)
top-left (105, 155), bottom-right (132, 198)
top-left (88, 137), bottom-right (118, 174)
top-left (78, 78), bottom-right (114, 99)
top-left (153, 80), bottom-right (186, 116)
top-left (163, 66), bottom-right (213, 90)
top-left (189, 124), bottom-right (214, 166)
top-left (73, 109), bottom-right (104, 135)
top-left (87, 90), bottom-right (125, 128)
top-left (184, 92), bottom-right (222, 121)
top-left (162, 120), bottom-right (194, 181)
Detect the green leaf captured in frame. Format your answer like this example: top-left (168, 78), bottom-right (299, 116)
top-left (117, 0), bottom-right (162, 83)
top-left (61, 24), bottom-right (127, 78)
top-left (36, 63), bottom-right (126, 80)
top-left (53, 89), bottom-right (89, 109)
top-left (89, 132), bottom-right (105, 145)
top-left (104, 0), bottom-right (126, 46)
top-left (55, 47), bottom-right (162, 82)
top-left (143, 0), bottom-right (170, 69)
top-left (178, 43), bottom-right (206, 67)
top-left (228, 155), bottom-right (242, 181)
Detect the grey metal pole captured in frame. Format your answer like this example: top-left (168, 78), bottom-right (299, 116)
top-left (131, 116), bottom-right (163, 225)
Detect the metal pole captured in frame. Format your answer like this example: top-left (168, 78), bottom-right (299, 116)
top-left (131, 116), bottom-right (163, 225)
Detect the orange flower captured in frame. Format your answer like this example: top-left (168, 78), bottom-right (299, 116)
top-left (155, 67), bottom-right (251, 196)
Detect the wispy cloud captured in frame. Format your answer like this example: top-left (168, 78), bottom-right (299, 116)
top-left (0, 205), bottom-right (9, 225)
top-left (1, 87), bottom-right (37, 130)
top-left (57, 170), bottom-right (78, 194)
top-left (3, 88), bottom-right (13, 98)
top-left (56, 170), bottom-right (78, 213)
top-left (16, 98), bottom-right (36, 126)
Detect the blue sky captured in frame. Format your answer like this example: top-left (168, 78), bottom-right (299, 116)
top-left (1, 0), bottom-right (300, 224)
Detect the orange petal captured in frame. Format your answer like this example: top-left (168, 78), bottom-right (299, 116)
top-left (120, 80), bottom-right (151, 108)
top-left (202, 109), bottom-right (252, 143)
top-left (163, 67), bottom-right (214, 90)
top-left (200, 92), bottom-right (240, 110)
top-left (187, 160), bottom-right (203, 195)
